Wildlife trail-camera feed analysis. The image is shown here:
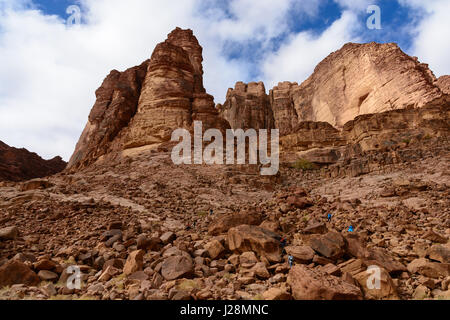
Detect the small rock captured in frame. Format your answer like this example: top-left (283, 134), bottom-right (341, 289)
top-left (123, 250), bottom-right (145, 275)
top-left (204, 240), bottom-right (225, 260)
top-left (37, 270), bottom-right (59, 282)
top-left (262, 288), bottom-right (291, 300)
top-left (160, 232), bottom-right (176, 244)
top-left (0, 226), bottom-right (19, 240)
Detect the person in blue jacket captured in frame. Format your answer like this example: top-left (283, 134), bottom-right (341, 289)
top-left (327, 213), bottom-right (332, 222)
top-left (348, 225), bottom-right (354, 232)
top-left (288, 255), bottom-right (294, 268)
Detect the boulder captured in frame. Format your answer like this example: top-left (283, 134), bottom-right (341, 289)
top-left (286, 196), bottom-right (313, 209)
top-left (208, 211), bottom-right (263, 235)
top-left (204, 240), bottom-right (225, 260)
top-left (262, 288), bottom-right (291, 300)
top-left (303, 222), bottom-right (327, 235)
top-left (239, 252), bottom-right (259, 268)
top-left (0, 226), bottom-right (19, 241)
top-left (427, 244), bottom-right (450, 263)
top-left (309, 231), bottom-right (346, 260)
top-left (287, 265), bottom-right (362, 300)
top-left (123, 250), bottom-right (145, 275)
top-left (422, 230), bottom-right (448, 244)
top-left (228, 225), bottom-right (281, 263)
top-left (38, 270), bottom-right (59, 282)
top-left (0, 260), bottom-right (40, 287)
top-left (354, 267), bottom-right (399, 300)
top-left (161, 255), bottom-right (194, 281)
top-left (363, 248), bottom-right (407, 275)
top-left (285, 245), bottom-right (315, 264)
top-left (407, 258), bottom-right (450, 278)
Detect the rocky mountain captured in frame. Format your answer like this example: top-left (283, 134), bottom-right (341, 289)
top-left (0, 28), bottom-right (449, 301)
top-left (68, 28), bottom-right (229, 170)
top-left (0, 141), bottom-right (66, 182)
top-left (219, 42), bottom-right (449, 133)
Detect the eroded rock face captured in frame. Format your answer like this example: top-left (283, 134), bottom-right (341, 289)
top-left (218, 81), bottom-right (274, 130)
top-left (289, 42), bottom-right (447, 128)
top-left (437, 75), bottom-right (450, 95)
top-left (68, 27), bottom-right (228, 170)
top-left (0, 141), bottom-right (66, 182)
top-left (219, 43), bottom-right (449, 135)
top-left (68, 61), bottom-right (149, 169)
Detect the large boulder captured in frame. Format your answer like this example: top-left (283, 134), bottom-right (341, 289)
top-left (161, 255), bottom-right (194, 281)
top-left (309, 231), bottom-right (346, 260)
top-left (344, 234), bottom-right (406, 274)
top-left (287, 265), bottom-right (362, 300)
top-left (0, 226), bottom-right (19, 241)
top-left (353, 267), bottom-right (399, 300)
top-left (228, 225), bottom-right (281, 263)
top-left (285, 246), bottom-right (315, 264)
top-left (208, 211), bottom-right (263, 235)
top-left (0, 260), bottom-right (40, 287)
top-left (407, 258), bottom-right (450, 278)
top-left (303, 222), bottom-right (327, 235)
top-left (427, 244), bottom-right (450, 263)
top-left (204, 240), bottom-right (225, 260)
top-left (363, 248), bottom-right (407, 275)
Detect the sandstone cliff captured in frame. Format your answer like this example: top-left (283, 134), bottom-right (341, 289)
top-left (220, 43), bottom-right (449, 133)
top-left (217, 81), bottom-right (274, 130)
top-left (68, 28), bottom-right (228, 170)
top-left (437, 75), bottom-right (450, 95)
top-left (0, 141), bottom-right (66, 182)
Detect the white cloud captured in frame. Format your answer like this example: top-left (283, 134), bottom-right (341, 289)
top-left (333, 0), bottom-right (377, 11)
top-left (398, 0), bottom-right (450, 77)
top-left (0, 0), bottom-right (327, 161)
top-left (262, 10), bottom-right (361, 88)
top-left (4, 0), bottom-right (443, 163)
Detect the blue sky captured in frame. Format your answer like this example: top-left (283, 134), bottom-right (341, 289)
top-left (0, 0), bottom-right (449, 160)
top-left (31, 0), bottom-right (420, 60)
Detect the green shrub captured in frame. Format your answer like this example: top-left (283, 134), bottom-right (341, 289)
top-left (291, 159), bottom-right (318, 171)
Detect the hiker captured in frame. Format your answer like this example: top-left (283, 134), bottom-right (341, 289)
top-left (280, 238), bottom-right (287, 249)
top-left (209, 209), bottom-right (214, 216)
top-left (327, 213), bottom-right (332, 222)
top-left (288, 255), bottom-right (294, 268)
top-left (280, 238), bottom-right (287, 254)
top-left (348, 225), bottom-right (354, 232)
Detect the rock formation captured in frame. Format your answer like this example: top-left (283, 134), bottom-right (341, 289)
top-left (217, 82), bottom-right (274, 130)
top-left (0, 140), bottom-right (66, 182)
top-left (219, 43), bottom-right (449, 133)
top-left (68, 28), bottom-right (228, 170)
top-left (437, 75), bottom-right (450, 95)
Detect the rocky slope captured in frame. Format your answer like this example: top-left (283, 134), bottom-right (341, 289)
top-left (0, 28), bottom-right (449, 301)
top-left (0, 129), bottom-right (448, 300)
top-left (0, 141), bottom-right (66, 182)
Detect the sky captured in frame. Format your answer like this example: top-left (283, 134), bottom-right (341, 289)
top-left (0, 0), bottom-right (449, 161)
